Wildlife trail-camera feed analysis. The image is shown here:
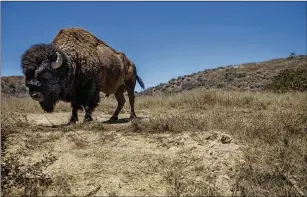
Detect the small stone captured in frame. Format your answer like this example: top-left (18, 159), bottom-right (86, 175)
top-left (239, 159), bottom-right (245, 164)
top-left (221, 134), bottom-right (232, 144)
top-left (205, 133), bottom-right (218, 141)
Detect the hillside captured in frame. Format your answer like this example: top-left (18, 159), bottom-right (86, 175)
top-left (1, 55), bottom-right (307, 97)
top-left (141, 55), bottom-right (307, 95)
top-left (1, 76), bottom-right (28, 97)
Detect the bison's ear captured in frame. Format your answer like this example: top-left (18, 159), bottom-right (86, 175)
top-left (51, 52), bottom-right (63, 69)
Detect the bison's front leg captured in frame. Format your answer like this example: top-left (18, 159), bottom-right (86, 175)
top-left (67, 103), bottom-right (82, 125)
top-left (83, 85), bottom-right (100, 123)
top-left (84, 106), bottom-right (94, 122)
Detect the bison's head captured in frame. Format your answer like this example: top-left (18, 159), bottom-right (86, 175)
top-left (21, 44), bottom-right (67, 113)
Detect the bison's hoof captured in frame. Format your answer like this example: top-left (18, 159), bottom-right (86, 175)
top-left (109, 116), bottom-right (118, 121)
top-left (84, 117), bottom-right (93, 122)
top-left (69, 117), bottom-right (78, 123)
top-left (65, 121), bottom-right (77, 126)
top-left (130, 114), bottom-right (136, 119)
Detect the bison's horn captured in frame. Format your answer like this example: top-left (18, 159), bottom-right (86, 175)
top-left (51, 52), bottom-right (63, 69)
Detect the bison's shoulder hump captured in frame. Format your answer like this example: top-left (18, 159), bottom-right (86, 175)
top-left (53, 28), bottom-right (99, 45)
top-left (52, 28), bottom-right (119, 54)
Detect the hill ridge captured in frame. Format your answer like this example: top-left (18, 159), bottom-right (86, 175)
top-left (2, 55), bottom-right (307, 97)
top-left (140, 55), bottom-right (307, 95)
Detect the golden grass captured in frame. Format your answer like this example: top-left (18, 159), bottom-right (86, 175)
top-left (2, 88), bottom-right (307, 196)
top-left (110, 89), bottom-right (307, 196)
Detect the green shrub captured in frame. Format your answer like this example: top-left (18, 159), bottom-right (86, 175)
top-left (265, 68), bottom-right (307, 92)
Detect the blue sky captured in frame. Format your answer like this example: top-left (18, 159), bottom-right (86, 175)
top-left (2, 2), bottom-right (306, 91)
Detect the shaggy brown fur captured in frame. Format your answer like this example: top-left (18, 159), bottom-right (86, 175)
top-left (21, 27), bottom-right (144, 123)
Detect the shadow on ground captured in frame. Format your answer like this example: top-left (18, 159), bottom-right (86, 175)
top-left (102, 116), bottom-right (146, 124)
top-left (31, 114), bottom-right (146, 128)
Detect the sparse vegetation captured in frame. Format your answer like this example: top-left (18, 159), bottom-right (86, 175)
top-left (1, 76), bottom-right (28, 97)
top-left (265, 68), bottom-right (307, 92)
top-left (2, 87), bottom-right (307, 196)
top-left (141, 55), bottom-right (307, 95)
top-left (1, 111), bottom-right (57, 196)
top-left (2, 55), bottom-right (307, 196)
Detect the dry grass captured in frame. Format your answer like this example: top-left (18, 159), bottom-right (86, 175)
top-left (1, 88), bottom-right (307, 196)
top-left (1, 96), bottom-right (71, 113)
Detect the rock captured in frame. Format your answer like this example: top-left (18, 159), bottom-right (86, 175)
top-left (205, 133), bottom-right (219, 141)
top-left (221, 134), bottom-right (232, 144)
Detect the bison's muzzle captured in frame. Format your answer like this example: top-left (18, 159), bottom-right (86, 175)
top-left (31, 92), bottom-right (44, 102)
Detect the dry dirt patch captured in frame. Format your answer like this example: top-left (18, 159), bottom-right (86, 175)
top-left (25, 111), bottom-right (147, 126)
top-left (5, 112), bottom-right (244, 196)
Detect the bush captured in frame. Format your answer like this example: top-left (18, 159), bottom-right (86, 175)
top-left (1, 116), bottom-right (57, 196)
top-left (288, 52), bottom-right (296, 59)
top-left (265, 68), bottom-right (307, 92)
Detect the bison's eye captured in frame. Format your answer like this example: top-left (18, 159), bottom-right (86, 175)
top-left (38, 75), bottom-right (48, 83)
top-left (38, 71), bottom-right (53, 82)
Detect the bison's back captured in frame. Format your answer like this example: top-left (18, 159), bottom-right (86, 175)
top-left (53, 28), bottom-right (116, 60)
top-left (53, 28), bottom-right (126, 94)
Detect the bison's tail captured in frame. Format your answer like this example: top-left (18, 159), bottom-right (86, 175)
top-left (136, 75), bottom-right (145, 90)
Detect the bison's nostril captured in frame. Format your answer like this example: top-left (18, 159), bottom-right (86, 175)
top-left (27, 80), bottom-right (42, 90)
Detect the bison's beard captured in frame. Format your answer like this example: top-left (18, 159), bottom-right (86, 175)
top-left (39, 93), bottom-right (59, 113)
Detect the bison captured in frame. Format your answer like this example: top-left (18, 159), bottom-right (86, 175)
top-left (21, 27), bottom-right (145, 124)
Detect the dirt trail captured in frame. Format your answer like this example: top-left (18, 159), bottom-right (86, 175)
top-left (6, 112), bottom-right (244, 196)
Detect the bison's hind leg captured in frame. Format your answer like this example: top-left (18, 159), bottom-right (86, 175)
top-left (125, 77), bottom-right (137, 119)
top-left (127, 86), bottom-right (136, 119)
top-left (110, 86), bottom-right (126, 121)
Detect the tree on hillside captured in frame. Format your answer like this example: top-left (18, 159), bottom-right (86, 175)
top-left (288, 52), bottom-right (296, 59)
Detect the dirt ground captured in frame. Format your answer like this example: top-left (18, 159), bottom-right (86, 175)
top-left (5, 111), bottom-right (244, 196)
